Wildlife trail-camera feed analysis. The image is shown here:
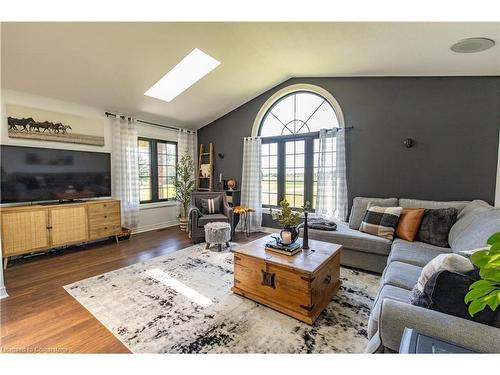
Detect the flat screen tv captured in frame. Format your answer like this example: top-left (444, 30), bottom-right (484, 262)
top-left (1, 145), bottom-right (111, 203)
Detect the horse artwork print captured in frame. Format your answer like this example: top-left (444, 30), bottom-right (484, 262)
top-left (6, 104), bottom-right (105, 146)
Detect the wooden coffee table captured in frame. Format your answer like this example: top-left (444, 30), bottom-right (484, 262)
top-left (231, 235), bottom-right (342, 325)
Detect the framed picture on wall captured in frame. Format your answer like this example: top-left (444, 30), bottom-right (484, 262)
top-left (6, 104), bottom-right (105, 146)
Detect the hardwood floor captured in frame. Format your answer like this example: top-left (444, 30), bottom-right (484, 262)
top-left (0, 226), bottom-right (267, 353)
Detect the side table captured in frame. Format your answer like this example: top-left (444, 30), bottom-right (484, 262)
top-left (233, 206), bottom-right (255, 236)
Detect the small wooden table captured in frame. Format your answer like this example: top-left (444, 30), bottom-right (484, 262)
top-left (232, 235), bottom-right (342, 324)
top-left (232, 206), bottom-right (256, 236)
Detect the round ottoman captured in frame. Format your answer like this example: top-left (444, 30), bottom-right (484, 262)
top-left (204, 222), bottom-right (231, 251)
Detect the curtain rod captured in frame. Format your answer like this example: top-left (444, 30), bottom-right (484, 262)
top-left (104, 111), bottom-right (196, 133)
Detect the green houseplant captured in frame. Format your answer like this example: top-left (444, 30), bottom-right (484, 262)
top-left (269, 199), bottom-right (310, 244)
top-left (464, 232), bottom-right (500, 316)
top-left (175, 151), bottom-right (195, 232)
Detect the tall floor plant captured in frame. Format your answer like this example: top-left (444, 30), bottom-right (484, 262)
top-left (175, 151), bottom-right (195, 232)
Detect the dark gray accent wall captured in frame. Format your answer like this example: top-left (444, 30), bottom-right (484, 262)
top-left (198, 77), bottom-right (500, 221)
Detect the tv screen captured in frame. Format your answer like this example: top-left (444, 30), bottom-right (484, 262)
top-left (1, 145), bottom-right (111, 203)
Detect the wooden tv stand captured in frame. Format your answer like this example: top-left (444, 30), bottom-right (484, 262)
top-left (1, 199), bottom-right (122, 269)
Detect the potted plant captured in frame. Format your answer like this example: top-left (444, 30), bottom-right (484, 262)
top-left (269, 199), bottom-right (310, 245)
top-left (175, 151), bottom-right (195, 232)
top-left (464, 232), bottom-right (500, 316)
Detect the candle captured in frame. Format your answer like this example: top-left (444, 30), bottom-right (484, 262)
top-left (281, 230), bottom-right (292, 245)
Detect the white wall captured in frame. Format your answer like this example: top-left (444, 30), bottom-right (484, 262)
top-left (0, 89), bottom-right (180, 233)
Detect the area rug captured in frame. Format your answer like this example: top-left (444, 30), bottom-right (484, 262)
top-left (64, 243), bottom-right (380, 353)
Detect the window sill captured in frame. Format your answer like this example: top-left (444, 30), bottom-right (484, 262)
top-left (140, 201), bottom-right (178, 210)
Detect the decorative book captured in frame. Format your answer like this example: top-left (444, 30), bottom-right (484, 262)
top-left (265, 241), bottom-right (302, 256)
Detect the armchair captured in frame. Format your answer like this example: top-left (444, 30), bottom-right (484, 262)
top-left (188, 192), bottom-right (234, 244)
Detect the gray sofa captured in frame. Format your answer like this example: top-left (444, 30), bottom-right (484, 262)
top-left (305, 197), bottom-right (500, 353)
top-left (188, 192), bottom-right (234, 244)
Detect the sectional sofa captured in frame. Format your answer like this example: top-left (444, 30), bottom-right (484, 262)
top-left (305, 197), bottom-right (500, 353)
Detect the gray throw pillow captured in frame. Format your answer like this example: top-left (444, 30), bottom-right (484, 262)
top-left (416, 208), bottom-right (458, 247)
top-left (198, 196), bottom-right (222, 215)
top-left (348, 197), bottom-right (398, 229)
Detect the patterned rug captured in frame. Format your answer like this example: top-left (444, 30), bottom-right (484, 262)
top-left (64, 243), bottom-right (380, 353)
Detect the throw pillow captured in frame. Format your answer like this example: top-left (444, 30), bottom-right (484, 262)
top-left (359, 206), bottom-right (402, 240)
top-left (395, 208), bottom-right (425, 241)
top-left (348, 197), bottom-right (398, 229)
top-left (416, 208), bottom-right (458, 247)
top-left (412, 253), bottom-right (474, 295)
top-left (411, 269), bottom-right (499, 328)
top-left (199, 196), bottom-right (222, 215)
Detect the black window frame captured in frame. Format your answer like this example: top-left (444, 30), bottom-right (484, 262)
top-left (138, 137), bottom-right (178, 204)
top-left (261, 131), bottom-right (319, 210)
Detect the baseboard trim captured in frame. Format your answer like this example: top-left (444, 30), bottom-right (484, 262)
top-left (0, 286), bottom-right (8, 299)
top-left (133, 220), bottom-right (179, 234)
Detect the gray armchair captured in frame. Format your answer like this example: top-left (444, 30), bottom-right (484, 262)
top-left (188, 192), bottom-right (234, 244)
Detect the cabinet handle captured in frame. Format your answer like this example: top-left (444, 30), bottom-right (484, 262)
top-left (46, 226), bottom-right (52, 230)
top-left (104, 215), bottom-right (107, 218)
top-left (104, 226), bottom-right (108, 230)
top-left (324, 275), bottom-right (332, 284)
top-left (103, 204), bottom-right (107, 207)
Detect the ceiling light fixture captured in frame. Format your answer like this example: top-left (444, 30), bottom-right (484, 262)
top-left (144, 48), bottom-right (220, 102)
top-left (450, 37), bottom-right (495, 53)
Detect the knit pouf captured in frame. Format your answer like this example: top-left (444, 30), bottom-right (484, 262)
top-left (204, 222), bottom-right (231, 251)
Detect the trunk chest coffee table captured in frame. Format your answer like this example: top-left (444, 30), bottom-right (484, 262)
top-left (231, 235), bottom-right (342, 325)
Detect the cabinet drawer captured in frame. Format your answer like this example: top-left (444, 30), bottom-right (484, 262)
top-left (234, 253), bottom-right (311, 313)
top-left (89, 223), bottom-right (121, 239)
top-left (88, 201), bottom-right (120, 215)
top-left (88, 212), bottom-right (121, 225)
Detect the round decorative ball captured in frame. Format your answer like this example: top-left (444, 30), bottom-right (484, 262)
top-left (227, 179), bottom-right (236, 190)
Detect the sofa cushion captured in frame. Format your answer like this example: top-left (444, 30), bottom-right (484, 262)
top-left (456, 199), bottom-right (492, 220)
top-left (197, 214), bottom-right (229, 227)
top-left (398, 198), bottom-right (468, 214)
top-left (449, 202), bottom-right (500, 252)
top-left (416, 208), bottom-right (458, 247)
top-left (348, 197), bottom-right (398, 230)
top-left (368, 285), bottom-right (411, 338)
top-left (306, 221), bottom-right (392, 255)
top-left (381, 261), bottom-right (422, 290)
top-left (387, 238), bottom-right (450, 267)
top-left (411, 269), bottom-right (500, 328)
top-left (395, 208), bottom-right (425, 242)
top-left (359, 205), bottom-right (402, 240)
top-left (198, 196), bottom-right (222, 215)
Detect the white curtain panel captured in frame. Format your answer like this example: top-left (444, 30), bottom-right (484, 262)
top-left (239, 137), bottom-right (262, 232)
top-left (177, 128), bottom-right (197, 168)
top-left (111, 116), bottom-right (140, 229)
top-left (315, 128), bottom-right (348, 221)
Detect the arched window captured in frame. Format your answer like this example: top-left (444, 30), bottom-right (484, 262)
top-left (259, 91), bottom-right (339, 136)
top-left (257, 86), bottom-right (342, 209)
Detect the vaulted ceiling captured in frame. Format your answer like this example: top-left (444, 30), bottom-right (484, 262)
top-left (2, 22), bottom-right (499, 129)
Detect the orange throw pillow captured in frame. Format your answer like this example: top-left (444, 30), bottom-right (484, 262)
top-left (395, 208), bottom-right (425, 242)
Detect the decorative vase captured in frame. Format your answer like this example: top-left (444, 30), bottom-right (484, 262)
top-left (179, 216), bottom-right (188, 232)
top-left (227, 179), bottom-right (236, 190)
top-left (280, 226), bottom-right (299, 245)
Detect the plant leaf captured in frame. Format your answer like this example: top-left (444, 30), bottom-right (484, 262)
top-left (479, 268), bottom-right (500, 282)
top-left (464, 285), bottom-right (496, 303)
top-left (468, 297), bottom-right (489, 317)
top-left (487, 232), bottom-right (500, 246)
top-left (483, 290), bottom-right (500, 311)
top-left (470, 250), bottom-right (491, 268)
top-left (489, 242), bottom-right (500, 254)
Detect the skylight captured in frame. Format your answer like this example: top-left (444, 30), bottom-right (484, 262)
top-left (144, 48), bottom-right (220, 102)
